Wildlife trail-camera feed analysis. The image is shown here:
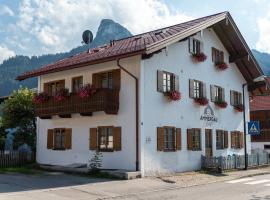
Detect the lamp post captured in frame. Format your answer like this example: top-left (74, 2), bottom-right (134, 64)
top-left (243, 75), bottom-right (266, 170)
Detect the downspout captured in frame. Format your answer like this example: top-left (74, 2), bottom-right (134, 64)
top-left (117, 59), bottom-right (139, 171)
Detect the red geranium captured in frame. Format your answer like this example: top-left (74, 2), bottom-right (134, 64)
top-left (216, 62), bottom-right (229, 70)
top-left (32, 92), bottom-right (49, 104)
top-left (78, 84), bottom-right (97, 99)
top-left (214, 101), bottom-right (228, 108)
top-left (192, 53), bottom-right (207, 62)
top-left (54, 88), bottom-right (69, 102)
top-left (194, 97), bottom-right (209, 106)
top-left (169, 90), bottom-right (181, 101)
top-left (234, 104), bottom-right (244, 112)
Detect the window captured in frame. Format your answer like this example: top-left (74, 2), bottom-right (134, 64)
top-left (212, 47), bottom-right (224, 64)
top-left (98, 127), bottom-right (114, 151)
top-left (157, 70), bottom-right (179, 93)
top-left (47, 128), bottom-right (72, 150)
top-left (164, 127), bottom-right (175, 151)
top-left (189, 38), bottom-right (202, 54)
top-left (187, 128), bottom-right (201, 151)
top-left (54, 129), bottom-right (65, 150)
top-left (264, 145), bottom-right (270, 150)
top-left (72, 76), bottom-right (83, 93)
top-left (231, 131), bottom-right (243, 149)
top-left (216, 130), bottom-right (228, 150)
top-left (44, 80), bottom-right (65, 96)
top-left (211, 85), bottom-right (225, 102)
top-left (189, 79), bottom-right (205, 99)
top-left (101, 72), bottom-right (113, 89)
top-left (157, 127), bottom-right (181, 151)
top-left (92, 69), bottom-right (120, 90)
top-left (230, 90), bottom-right (242, 106)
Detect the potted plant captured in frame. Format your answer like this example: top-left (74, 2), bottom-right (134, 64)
top-left (32, 92), bottom-right (49, 104)
top-left (192, 52), bottom-right (207, 62)
top-left (234, 104), bottom-right (244, 112)
top-left (194, 97), bottom-right (209, 106)
top-left (78, 84), bottom-right (97, 99)
top-left (168, 90), bottom-right (181, 101)
top-left (215, 62), bottom-right (229, 70)
top-left (54, 88), bottom-right (69, 102)
top-left (214, 100), bottom-right (228, 108)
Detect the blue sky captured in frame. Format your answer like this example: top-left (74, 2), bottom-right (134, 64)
top-left (0, 0), bottom-right (269, 63)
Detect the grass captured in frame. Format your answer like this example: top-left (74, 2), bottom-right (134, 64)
top-left (0, 165), bottom-right (44, 175)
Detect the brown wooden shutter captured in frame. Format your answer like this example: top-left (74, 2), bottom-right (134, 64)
top-left (212, 47), bottom-right (215, 63)
top-left (113, 127), bottom-right (121, 151)
top-left (221, 51), bottom-right (224, 62)
top-left (231, 131), bottom-right (236, 148)
top-left (47, 129), bottom-right (54, 149)
top-left (157, 70), bottom-right (164, 92)
top-left (230, 91), bottom-right (234, 106)
top-left (187, 129), bottom-right (193, 150)
top-left (157, 127), bottom-right (164, 151)
top-left (176, 128), bottom-right (181, 150)
top-left (92, 73), bottom-right (102, 88)
top-left (65, 128), bottom-right (72, 149)
top-left (202, 82), bottom-right (207, 98)
top-left (189, 79), bottom-right (194, 98)
top-left (239, 93), bottom-right (243, 105)
top-left (44, 83), bottom-right (49, 94)
top-left (112, 69), bottom-right (121, 90)
top-left (222, 87), bottom-right (225, 101)
top-left (210, 85), bottom-right (215, 102)
top-left (173, 74), bottom-right (179, 91)
top-left (59, 80), bottom-right (65, 89)
top-left (90, 128), bottom-right (98, 150)
top-left (224, 131), bottom-right (228, 148)
top-left (239, 132), bottom-right (244, 149)
top-left (189, 38), bottom-right (193, 53)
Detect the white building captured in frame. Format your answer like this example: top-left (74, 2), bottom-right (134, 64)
top-left (17, 12), bottom-right (265, 176)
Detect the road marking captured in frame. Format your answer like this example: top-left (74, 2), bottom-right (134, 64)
top-left (226, 178), bottom-right (254, 184)
top-left (244, 179), bottom-right (270, 185)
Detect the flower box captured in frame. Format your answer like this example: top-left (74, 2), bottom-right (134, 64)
top-left (78, 84), bottom-right (97, 99)
top-left (32, 92), bottom-right (49, 104)
top-left (54, 88), bottom-right (69, 102)
top-left (216, 62), bottom-right (229, 70)
top-left (214, 100), bottom-right (228, 108)
top-left (168, 90), bottom-right (181, 101)
top-left (192, 52), bottom-right (207, 62)
top-left (234, 104), bottom-right (244, 112)
top-left (194, 97), bottom-right (209, 106)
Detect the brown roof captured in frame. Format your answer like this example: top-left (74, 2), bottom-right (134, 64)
top-left (250, 95), bottom-right (270, 111)
top-left (16, 11), bottom-right (264, 82)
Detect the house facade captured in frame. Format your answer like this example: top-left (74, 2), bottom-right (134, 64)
top-left (17, 12), bottom-right (265, 176)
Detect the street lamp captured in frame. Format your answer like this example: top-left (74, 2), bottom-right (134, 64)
top-left (243, 75), bottom-right (266, 170)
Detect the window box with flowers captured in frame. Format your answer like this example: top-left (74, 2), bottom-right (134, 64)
top-left (168, 90), bottom-right (181, 101)
top-left (234, 104), bottom-right (244, 112)
top-left (78, 84), bottom-right (97, 99)
top-left (230, 90), bottom-right (243, 112)
top-left (189, 38), bottom-right (207, 62)
top-left (212, 47), bottom-right (229, 71)
top-left (215, 62), bottom-right (229, 70)
top-left (194, 97), bottom-right (209, 106)
top-left (32, 92), bottom-right (49, 104)
top-left (54, 88), bottom-right (69, 102)
top-left (214, 100), bottom-right (228, 108)
top-left (189, 79), bottom-right (208, 106)
top-left (192, 53), bottom-right (207, 62)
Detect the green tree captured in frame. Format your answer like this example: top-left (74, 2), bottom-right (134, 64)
top-left (2, 87), bottom-right (36, 150)
top-left (0, 118), bottom-right (6, 150)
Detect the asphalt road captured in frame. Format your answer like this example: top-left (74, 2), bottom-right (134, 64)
top-left (0, 173), bottom-right (270, 200)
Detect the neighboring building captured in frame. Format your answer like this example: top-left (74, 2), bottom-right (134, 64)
top-left (17, 12), bottom-right (266, 176)
top-left (250, 94), bottom-right (270, 154)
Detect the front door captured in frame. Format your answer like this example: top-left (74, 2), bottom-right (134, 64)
top-left (205, 129), bottom-right (213, 157)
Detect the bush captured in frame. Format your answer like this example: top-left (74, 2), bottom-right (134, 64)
top-left (89, 151), bottom-right (103, 174)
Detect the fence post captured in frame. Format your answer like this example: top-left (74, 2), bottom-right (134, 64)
top-left (218, 156), bottom-right (223, 173)
top-left (257, 153), bottom-right (260, 166)
top-left (234, 155), bottom-right (237, 169)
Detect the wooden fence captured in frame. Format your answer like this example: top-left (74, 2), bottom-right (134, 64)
top-left (201, 153), bottom-right (270, 172)
top-left (0, 151), bottom-right (34, 168)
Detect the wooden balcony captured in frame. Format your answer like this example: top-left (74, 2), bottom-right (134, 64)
top-left (35, 89), bottom-right (119, 118)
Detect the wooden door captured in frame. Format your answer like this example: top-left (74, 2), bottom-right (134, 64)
top-left (205, 129), bottom-right (213, 157)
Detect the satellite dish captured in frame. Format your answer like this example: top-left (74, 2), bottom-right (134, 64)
top-left (82, 30), bottom-right (93, 44)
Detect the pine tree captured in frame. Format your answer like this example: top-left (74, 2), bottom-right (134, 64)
top-left (89, 150), bottom-right (103, 173)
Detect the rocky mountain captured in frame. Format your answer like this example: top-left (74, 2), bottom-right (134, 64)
top-left (252, 49), bottom-right (270, 75)
top-left (0, 19), bottom-right (132, 97)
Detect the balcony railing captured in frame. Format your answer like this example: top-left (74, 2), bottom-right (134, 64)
top-left (35, 89), bottom-right (119, 118)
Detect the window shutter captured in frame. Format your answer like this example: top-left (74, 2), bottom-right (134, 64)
top-left (176, 128), bottom-right (181, 150)
top-left (112, 69), bottom-right (121, 90)
top-left (157, 127), bottom-right (164, 151)
top-left (221, 51), bottom-right (224, 62)
top-left (231, 131), bottom-right (236, 149)
top-left (202, 82), bottom-right (207, 98)
top-left (212, 47), bottom-right (215, 63)
top-left (92, 73), bottom-right (101, 88)
top-left (224, 131), bottom-right (228, 148)
top-left (44, 83), bottom-right (49, 94)
top-left (222, 88), bottom-right (225, 101)
top-left (59, 80), bottom-right (65, 89)
top-left (230, 91), bottom-right (234, 106)
top-left (239, 93), bottom-right (243, 105)
top-left (47, 129), bottom-right (54, 149)
top-left (187, 129), bottom-right (193, 150)
top-left (157, 70), bottom-right (164, 92)
top-left (173, 74), bottom-right (179, 91)
top-left (65, 128), bottom-right (72, 149)
top-left (90, 128), bottom-right (98, 150)
top-left (210, 85), bottom-right (215, 102)
top-left (113, 127), bottom-right (121, 151)
top-left (239, 132), bottom-right (244, 149)
top-left (189, 79), bottom-right (194, 98)
top-left (188, 38), bottom-right (193, 53)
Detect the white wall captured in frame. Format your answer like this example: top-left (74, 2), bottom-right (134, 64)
top-left (141, 28), bottom-right (251, 176)
top-left (252, 142), bottom-right (270, 154)
top-left (36, 56), bottom-right (140, 170)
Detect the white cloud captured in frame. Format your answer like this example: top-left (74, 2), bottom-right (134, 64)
top-left (256, 17), bottom-right (270, 52)
top-left (0, 5), bottom-right (14, 16)
top-left (14, 0), bottom-right (193, 55)
top-left (0, 45), bottom-right (15, 63)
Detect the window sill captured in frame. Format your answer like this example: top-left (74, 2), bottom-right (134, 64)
top-left (98, 149), bottom-right (114, 152)
top-left (52, 148), bottom-right (66, 151)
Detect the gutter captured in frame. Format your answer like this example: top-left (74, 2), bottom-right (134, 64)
top-left (117, 58), bottom-right (139, 171)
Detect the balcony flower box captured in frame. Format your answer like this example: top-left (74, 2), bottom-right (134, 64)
top-left (216, 62), bottom-right (229, 70)
top-left (54, 88), bottom-right (69, 102)
top-left (234, 104), bottom-right (244, 112)
top-left (192, 52), bottom-right (207, 62)
top-left (214, 100), bottom-right (228, 108)
top-left (32, 92), bottom-right (49, 104)
top-left (168, 90), bottom-right (181, 101)
top-left (78, 84), bottom-right (97, 99)
top-left (194, 97), bottom-right (209, 106)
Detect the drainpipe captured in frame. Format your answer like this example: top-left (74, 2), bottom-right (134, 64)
top-left (117, 59), bottom-right (139, 171)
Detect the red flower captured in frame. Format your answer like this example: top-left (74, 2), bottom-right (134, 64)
top-left (78, 84), bottom-right (97, 99)
top-left (54, 88), bottom-right (69, 102)
top-left (192, 53), bottom-right (207, 62)
top-left (234, 104), bottom-right (244, 112)
top-left (32, 92), bottom-right (49, 104)
top-left (216, 62), bottom-right (229, 70)
top-left (194, 97), bottom-right (209, 106)
top-left (169, 90), bottom-right (181, 101)
top-left (214, 101), bottom-right (228, 108)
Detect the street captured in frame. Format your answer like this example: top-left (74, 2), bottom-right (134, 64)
top-left (0, 172), bottom-right (270, 200)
